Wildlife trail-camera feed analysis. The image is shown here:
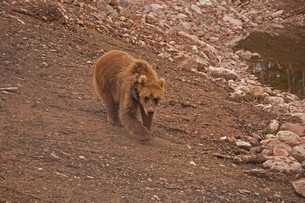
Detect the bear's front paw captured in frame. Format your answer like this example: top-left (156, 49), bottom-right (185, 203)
top-left (137, 127), bottom-right (153, 142)
top-left (107, 117), bottom-right (122, 126)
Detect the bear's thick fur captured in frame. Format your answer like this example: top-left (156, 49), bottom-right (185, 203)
top-left (93, 50), bottom-right (165, 141)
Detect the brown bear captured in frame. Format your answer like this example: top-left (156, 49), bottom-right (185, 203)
top-left (93, 50), bottom-right (165, 141)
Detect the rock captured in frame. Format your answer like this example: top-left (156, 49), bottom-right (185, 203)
top-left (230, 85), bottom-right (267, 101)
top-left (237, 50), bottom-right (257, 60)
top-left (273, 143), bottom-right (291, 157)
top-left (263, 156), bottom-right (302, 174)
top-left (246, 136), bottom-right (260, 146)
top-left (261, 138), bottom-right (282, 147)
top-left (236, 139), bottom-right (252, 150)
top-left (158, 52), bottom-right (171, 60)
top-left (271, 10), bottom-right (284, 18)
top-left (150, 4), bottom-right (163, 11)
top-left (176, 13), bottom-right (188, 19)
top-left (189, 161), bottom-right (197, 166)
top-left (191, 4), bottom-right (202, 15)
top-left (229, 90), bottom-right (247, 101)
top-left (271, 104), bottom-right (289, 115)
top-left (291, 145), bottom-right (305, 163)
top-left (262, 187), bottom-right (270, 193)
top-left (264, 134), bottom-right (276, 140)
top-left (178, 55), bottom-right (199, 69)
top-left (269, 119), bottom-right (280, 133)
top-left (198, 0), bottom-right (213, 6)
top-left (288, 101), bottom-right (304, 113)
top-left (302, 160), bottom-right (305, 168)
top-left (223, 14), bottom-right (243, 27)
top-left (152, 194), bottom-right (161, 201)
top-left (291, 113), bottom-right (305, 124)
top-left (264, 96), bottom-right (285, 105)
top-left (238, 189), bottom-right (251, 195)
top-left (179, 21), bottom-right (193, 31)
top-left (292, 179), bottom-right (305, 198)
top-left (0, 87), bottom-right (18, 93)
top-left (281, 122), bottom-right (305, 137)
top-left (207, 66), bottom-right (238, 81)
top-left (276, 130), bottom-right (300, 146)
top-left (249, 146), bottom-right (263, 154)
top-left (300, 137), bottom-right (305, 145)
top-left (178, 31), bottom-right (217, 53)
top-left (145, 12), bottom-right (158, 24)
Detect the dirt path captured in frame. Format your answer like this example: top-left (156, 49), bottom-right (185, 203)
top-left (0, 2), bottom-right (303, 202)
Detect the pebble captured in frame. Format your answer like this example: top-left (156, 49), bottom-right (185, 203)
top-left (152, 194), bottom-right (161, 200)
top-left (236, 139), bottom-right (252, 150)
top-left (269, 119), bottom-right (280, 133)
top-left (189, 161), bottom-right (197, 166)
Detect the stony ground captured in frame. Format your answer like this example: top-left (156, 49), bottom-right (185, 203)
top-left (1, 0), bottom-right (305, 202)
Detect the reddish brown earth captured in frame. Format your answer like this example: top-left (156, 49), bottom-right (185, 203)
top-left (0, 1), bottom-right (304, 202)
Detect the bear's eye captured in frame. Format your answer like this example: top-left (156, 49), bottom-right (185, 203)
top-left (154, 98), bottom-right (160, 104)
top-left (144, 96), bottom-right (149, 102)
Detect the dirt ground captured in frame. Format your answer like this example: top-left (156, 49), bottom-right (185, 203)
top-left (0, 1), bottom-right (304, 203)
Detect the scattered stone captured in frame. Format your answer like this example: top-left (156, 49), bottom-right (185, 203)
top-left (150, 4), bottom-right (163, 11)
top-left (234, 154), bottom-right (269, 164)
top-left (273, 143), bottom-right (291, 157)
top-left (223, 14), bottom-right (242, 27)
top-left (213, 153), bottom-right (233, 159)
top-left (291, 145), bottom-right (305, 163)
top-left (178, 55), bottom-right (200, 70)
top-left (302, 160), bottom-right (305, 168)
top-left (198, 0), bottom-right (213, 6)
top-left (269, 119), bottom-right (280, 133)
top-left (264, 96), bottom-right (285, 105)
top-left (276, 130), bottom-right (300, 146)
top-left (281, 122), bottom-right (305, 137)
top-left (238, 189), bottom-right (251, 195)
top-left (235, 139), bottom-right (252, 150)
top-left (264, 134), bottom-right (276, 139)
top-left (158, 52), bottom-right (171, 60)
top-left (191, 4), bottom-right (202, 15)
top-left (189, 161), bottom-right (197, 166)
top-left (271, 10), bottom-right (284, 18)
top-left (0, 87), bottom-right (18, 93)
top-left (262, 187), bottom-right (271, 193)
top-left (262, 156), bottom-right (302, 174)
top-left (207, 66), bottom-right (238, 80)
top-left (152, 194), bottom-right (161, 201)
top-left (292, 178), bottom-right (305, 198)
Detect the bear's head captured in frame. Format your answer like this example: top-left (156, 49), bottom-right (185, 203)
top-left (133, 75), bottom-right (165, 115)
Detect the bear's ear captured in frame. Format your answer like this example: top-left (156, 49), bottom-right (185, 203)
top-left (158, 78), bottom-right (165, 88)
top-left (138, 75), bottom-right (147, 84)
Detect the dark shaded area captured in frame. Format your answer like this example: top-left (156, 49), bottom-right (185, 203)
top-left (235, 30), bottom-right (305, 98)
top-left (249, 61), bottom-right (305, 98)
top-left (235, 31), bottom-right (305, 71)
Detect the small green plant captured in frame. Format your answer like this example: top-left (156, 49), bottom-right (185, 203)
top-left (263, 127), bottom-right (273, 134)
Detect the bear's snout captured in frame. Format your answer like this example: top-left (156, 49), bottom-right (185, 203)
top-left (147, 109), bottom-right (154, 115)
